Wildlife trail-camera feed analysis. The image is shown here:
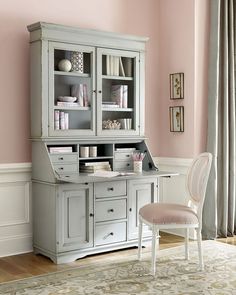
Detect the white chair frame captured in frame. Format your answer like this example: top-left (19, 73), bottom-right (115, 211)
top-left (138, 152), bottom-right (212, 275)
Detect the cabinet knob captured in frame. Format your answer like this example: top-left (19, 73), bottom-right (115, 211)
top-left (58, 167), bottom-right (64, 170)
top-left (108, 209), bottom-right (114, 213)
top-left (59, 157), bottom-right (64, 160)
top-left (107, 187), bottom-right (114, 191)
top-left (127, 163), bottom-right (130, 166)
top-left (89, 213), bottom-right (94, 217)
top-left (129, 208), bottom-right (132, 212)
top-left (98, 90), bottom-right (102, 94)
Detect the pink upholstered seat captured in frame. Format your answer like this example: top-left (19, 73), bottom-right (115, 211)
top-left (138, 153), bottom-right (213, 275)
top-left (139, 203), bottom-right (198, 225)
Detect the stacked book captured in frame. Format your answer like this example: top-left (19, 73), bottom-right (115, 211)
top-left (54, 111), bottom-right (69, 130)
top-left (102, 101), bottom-right (119, 109)
top-left (106, 56), bottom-right (124, 76)
top-left (80, 161), bottom-right (111, 173)
top-left (111, 85), bottom-right (128, 108)
top-left (71, 84), bottom-right (89, 107)
top-left (49, 146), bottom-right (73, 153)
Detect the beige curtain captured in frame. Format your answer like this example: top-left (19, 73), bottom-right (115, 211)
top-left (202, 0), bottom-right (236, 239)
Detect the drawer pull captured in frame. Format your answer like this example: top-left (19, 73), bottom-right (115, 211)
top-left (58, 167), bottom-right (64, 170)
top-left (89, 213), bottom-right (94, 217)
top-left (107, 187), bottom-right (114, 191)
top-left (126, 163), bottom-right (130, 166)
top-left (126, 154), bottom-right (130, 157)
top-left (129, 208), bottom-right (132, 212)
top-left (103, 232), bottom-right (114, 239)
top-left (59, 157), bottom-right (64, 160)
top-left (107, 209), bottom-right (114, 213)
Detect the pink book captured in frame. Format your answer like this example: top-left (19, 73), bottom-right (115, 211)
top-left (83, 84), bottom-right (89, 107)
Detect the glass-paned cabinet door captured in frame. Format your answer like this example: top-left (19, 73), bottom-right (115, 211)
top-left (48, 42), bottom-right (95, 136)
top-left (97, 48), bottom-right (140, 136)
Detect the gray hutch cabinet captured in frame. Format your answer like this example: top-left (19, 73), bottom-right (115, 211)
top-left (28, 22), bottom-right (171, 264)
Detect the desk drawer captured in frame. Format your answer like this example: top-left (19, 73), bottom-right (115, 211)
top-left (95, 222), bottom-right (127, 246)
top-left (95, 181), bottom-right (126, 198)
top-left (54, 163), bottom-right (78, 173)
top-left (50, 153), bottom-right (78, 163)
top-left (96, 199), bottom-right (127, 222)
top-left (113, 161), bottom-right (133, 171)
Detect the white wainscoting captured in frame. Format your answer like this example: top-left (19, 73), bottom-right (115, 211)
top-left (154, 157), bottom-right (196, 239)
top-left (0, 163), bottom-right (32, 257)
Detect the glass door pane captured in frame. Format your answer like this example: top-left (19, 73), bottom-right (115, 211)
top-left (49, 42), bottom-right (95, 136)
top-left (97, 48), bottom-right (140, 136)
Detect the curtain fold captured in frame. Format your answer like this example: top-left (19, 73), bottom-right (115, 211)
top-left (202, 0), bottom-right (236, 239)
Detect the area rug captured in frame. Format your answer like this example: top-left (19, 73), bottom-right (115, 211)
top-left (0, 241), bottom-right (235, 295)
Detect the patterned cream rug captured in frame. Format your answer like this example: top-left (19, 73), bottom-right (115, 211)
top-left (0, 241), bottom-right (235, 295)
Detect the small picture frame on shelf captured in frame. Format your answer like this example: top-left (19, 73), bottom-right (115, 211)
top-left (170, 73), bottom-right (184, 99)
top-left (169, 106), bottom-right (184, 132)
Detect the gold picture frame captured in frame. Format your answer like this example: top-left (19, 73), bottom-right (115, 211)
top-left (169, 106), bottom-right (184, 132)
top-left (170, 73), bottom-right (184, 99)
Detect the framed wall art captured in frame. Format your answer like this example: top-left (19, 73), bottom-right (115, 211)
top-left (169, 106), bottom-right (184, 132)
top-left (170, 72), bottom-right (184, 99)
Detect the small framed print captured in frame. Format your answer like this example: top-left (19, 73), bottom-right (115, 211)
top-left (169, 106), bottom-right (184, 132)
top-left (170, 73), bottom-right (184, 99)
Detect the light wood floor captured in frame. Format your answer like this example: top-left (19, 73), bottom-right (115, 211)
top-left (0, 232), bottom-right (235, 283)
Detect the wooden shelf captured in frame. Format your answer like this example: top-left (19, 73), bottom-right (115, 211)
top-left (79, 156), bottom-right (113, 160)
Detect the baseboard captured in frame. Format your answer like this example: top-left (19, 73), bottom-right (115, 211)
top-left (0, 234), bottom-right (33, 257)
top-left (0, 163), bottom-right (32, 257)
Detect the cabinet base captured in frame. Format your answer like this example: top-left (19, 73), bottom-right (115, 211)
top-left (34, 238), bottom-right (152, 264)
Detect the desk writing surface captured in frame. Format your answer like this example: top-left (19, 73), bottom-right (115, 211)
top-left (57, 170), bottom-right (178, 184)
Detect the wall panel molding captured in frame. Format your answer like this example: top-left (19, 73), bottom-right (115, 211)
top-left (0, 163), bottom-right (32, 257)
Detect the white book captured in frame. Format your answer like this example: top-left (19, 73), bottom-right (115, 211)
top-left (81, 161), bottom-right (110, 166)
top-left (110, 56), bottom-right (114, 76)
top-left (119, 57), bottom-right (125, 77)
top-left (49, 146), bottom-right (73, 153)
top-left (57, 102), bottom-right (80, 107)
top-left (78, 84), bottom-right (84, 106)
top-left (64, 113), bottom-right (69, 129)
top-left (106, 55), bottom-right (110, 75)
top-left (122, 85), bottom-right (128, 108)
top-left (114, 56), bottom-right (119, 76)
top-left (60, 112), bottom-right (65, 130)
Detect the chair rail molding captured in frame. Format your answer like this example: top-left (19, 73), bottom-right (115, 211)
top-left (0, 162), bottom-right (32, 257)
top-left (154, 157), bottom-right (196, 239)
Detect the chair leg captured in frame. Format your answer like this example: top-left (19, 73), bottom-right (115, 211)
top-left (197, 228), bottom-right (204, 271)
top-left (185, 228), bottom-right (189, 260)
top-left (151, 227), bottom-right (157, 275)
top-left (138, 218), bottom-right (143, 261)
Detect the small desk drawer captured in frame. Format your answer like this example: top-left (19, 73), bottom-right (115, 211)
top-left (50, 153), bottom-right (78, 163)
top-left (95, 180), bottom-right (126, 198)
top-left (54, 163), bottom-right (78, 173)
top-left (95, 222), bottom-right (127, 246)
top-left (114, 152), bottom-right (133, 160)
top-left (96, 199), bottom-right (127, 222)
top-left (113, 161), bottom-right (133, 171)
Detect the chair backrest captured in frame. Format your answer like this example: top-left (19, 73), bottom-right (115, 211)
top-left (186, 153), bottom-right (212, 223)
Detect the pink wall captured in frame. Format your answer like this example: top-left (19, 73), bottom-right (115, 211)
top-left (0, 0), bottom-right (159, 163)
top-left (156, 0), bottom-right (210, 158)
top-left (0, 0), bottom-right (209, 163)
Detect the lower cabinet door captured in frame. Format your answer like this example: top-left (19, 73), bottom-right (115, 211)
top-left (128, 178), bottom-right (158, 240)
top-left (57, 184), bottom-right (93, 252)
